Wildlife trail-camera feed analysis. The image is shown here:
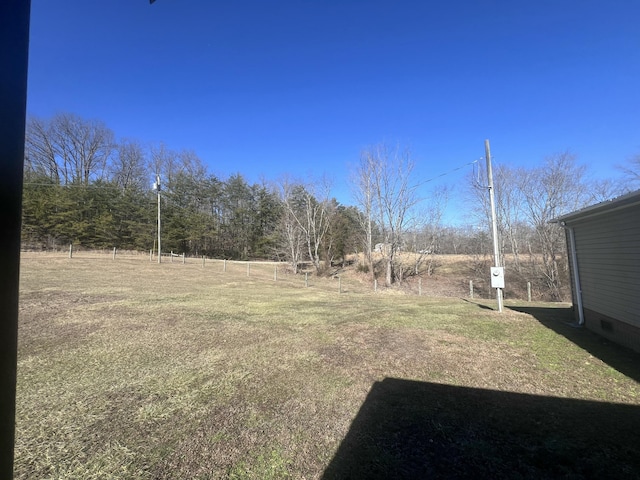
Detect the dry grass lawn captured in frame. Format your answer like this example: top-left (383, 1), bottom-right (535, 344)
top-left (15, 252), bottom-right (640, 479)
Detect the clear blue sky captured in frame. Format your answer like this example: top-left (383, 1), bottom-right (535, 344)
top-left (26, 0), bottom-right (639, 222)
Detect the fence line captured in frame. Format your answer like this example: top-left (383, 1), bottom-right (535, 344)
top-left (20, 249), bottom-right (541, 304)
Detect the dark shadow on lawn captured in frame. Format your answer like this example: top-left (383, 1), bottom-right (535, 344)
top-left (509, 305), bottom-right (640, 384)
top-left (461, 298), bottom-right (495, 311)
top-left (322, 378), bottom-right (640, 479)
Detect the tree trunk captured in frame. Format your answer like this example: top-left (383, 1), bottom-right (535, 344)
top-left (385, 257), bottom-right (392, 287)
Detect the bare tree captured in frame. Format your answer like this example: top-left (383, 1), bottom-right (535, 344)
top-left (24, 113), bottom-right (114, 185)
top-left (517, 152), bottom-right (590, 300)
top-left (351, 151), bottom-right (376, 276)
top-left (494, 165), bottom-right (527, 272)
top-left (588, 177), bottom-right (628, 203)
top-left (51, 113), bottom-right (114, 185)
top-left (467, 163), bottom-right (525, 269)
top-left (301, 181), bottom-right (333, 274)
top-left (110, 139), bottom-right (148, 191)
top-left (276, 179), bottom-right (305, 273)
top-left (278, 178), bottom-right (333, 275)
top-left (355, 143), bottom-right (419, 286)
top-left (149, 142), bottom-right (182, 188)
top-left (280, 210), bottom-right (305, 274)
top-left (466, 163), bottom-right (492, 241)
top-left (276, 178), bottom-right (305, 273)
top-left (618, 155), bottom-right (640, 191)
top-left (177, 149), bottom-right (207, 180)
top-left (24, 116), bottom-right (60, 182)
top-left (411, 185), bottom-right (448, 276)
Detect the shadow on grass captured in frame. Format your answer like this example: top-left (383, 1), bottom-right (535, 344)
top-left (508, 305), bottom-right (640, 384)
top-left (322, 378), bottom-right (640, 479)
top-left (461, 298), bottom-right (495, 311)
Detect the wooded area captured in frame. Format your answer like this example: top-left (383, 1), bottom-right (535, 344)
top-left (22, 112), bottom-right (639, 300)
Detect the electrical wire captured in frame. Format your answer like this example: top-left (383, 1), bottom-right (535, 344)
top-left (412, 159), bottom-right (481, 189)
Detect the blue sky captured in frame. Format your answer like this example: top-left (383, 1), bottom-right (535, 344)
top-left (26, 1), bottom-right (639, 222)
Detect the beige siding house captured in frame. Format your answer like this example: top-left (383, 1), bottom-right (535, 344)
top-left (554, 190), bottom-right (640, 352)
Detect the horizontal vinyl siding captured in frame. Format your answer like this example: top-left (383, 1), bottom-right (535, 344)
top-left (572, 206), bottom-right (640, 328)
top-left (575, 246), bottom-right (639, 256)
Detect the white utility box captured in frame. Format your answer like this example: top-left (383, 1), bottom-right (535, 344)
top-left (490, 267), bottom-right (505, 289)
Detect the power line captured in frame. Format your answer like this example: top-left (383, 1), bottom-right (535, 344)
top-left (412, 159), bottom-right (480, 189)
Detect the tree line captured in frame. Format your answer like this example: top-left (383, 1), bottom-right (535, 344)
top-left (22, 113), bottom-right (364, 266)
top-left (23, 112), bottom-right (639, 299)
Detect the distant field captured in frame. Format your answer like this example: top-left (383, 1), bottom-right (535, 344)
top-left (15, 252), bottom-right (640, 478)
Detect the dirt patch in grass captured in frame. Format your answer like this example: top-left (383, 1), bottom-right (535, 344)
top-left (15, 253), bottom-right (640, 479)
top-left (17, 290), bottom-right (123, 356)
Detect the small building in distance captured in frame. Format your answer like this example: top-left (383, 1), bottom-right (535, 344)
top-left (554, 189), bottom-right (640, 352)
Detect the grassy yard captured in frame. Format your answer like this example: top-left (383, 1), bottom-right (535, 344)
top-left (15, 252), bottom-right (640, 479)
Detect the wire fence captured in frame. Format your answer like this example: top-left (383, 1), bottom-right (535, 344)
top-left (20, 248), bottom-right (541, 304)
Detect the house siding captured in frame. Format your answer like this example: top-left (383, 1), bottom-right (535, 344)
top-left (583, 308), bottom-right (640, 352)
top-left (571, 207), bottom-right (640, 328)
top-left (561, 197), bottom-right (640, 352)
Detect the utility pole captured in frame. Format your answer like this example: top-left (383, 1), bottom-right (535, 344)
top-left (485, 139), bottom-right (503, 312)
top-left (154, 175), bottom-right (161, 263)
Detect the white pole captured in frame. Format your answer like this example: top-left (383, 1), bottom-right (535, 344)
top-left (567, 226), bottom-right (585, 325)
top-left (156, 175), bottom-right (161, 264)
top-left (485, 140), bottom-right (503, 312)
